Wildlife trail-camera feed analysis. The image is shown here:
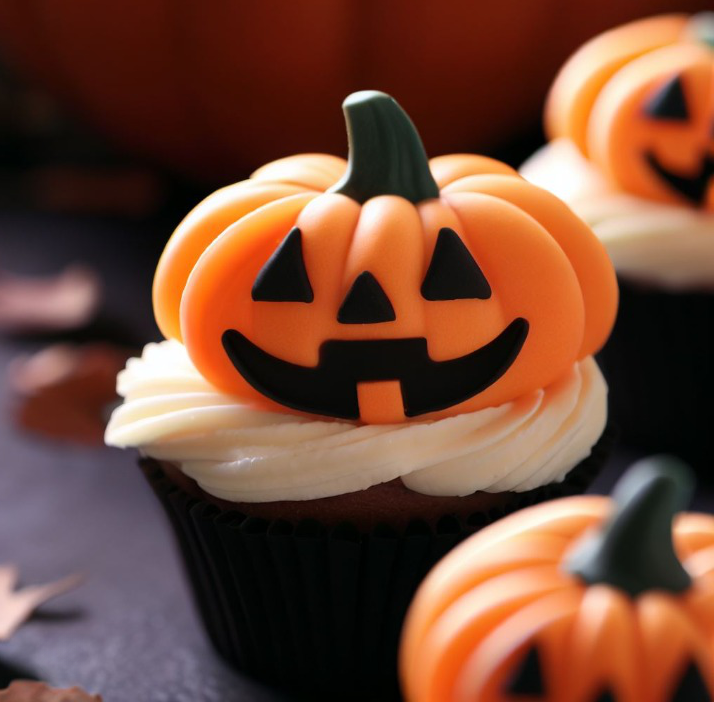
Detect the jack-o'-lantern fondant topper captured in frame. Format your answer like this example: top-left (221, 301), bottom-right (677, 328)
top-left (401, 456), bottom-right (714, 702)
top-left (546, 12), bottom-right (714, 209)
top-left (153, 91), bottom-right (616, 424)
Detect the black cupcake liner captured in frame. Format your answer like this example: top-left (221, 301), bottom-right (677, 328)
top-left (139, 423), bottom-right (614, 700)
top-left (598, 278), bottom-right (714, 471)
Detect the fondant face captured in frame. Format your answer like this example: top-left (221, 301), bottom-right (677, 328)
top-left (220, 222), bottom-right (529, 420)
top-left (643, 75), bottom-right (714, 204)
top-left (586, 47), bottom-right (714, 209)
top-left (181, 191), bottom-right (586, 424)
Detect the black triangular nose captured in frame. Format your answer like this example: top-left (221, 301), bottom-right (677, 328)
top-left (506, 646), bottom-right (545, 695)
top-left (337, 271), bottom-right (396, 324)
top-left (671, 660), bottom-right (710, 702)
top-left (644, 74), bottom-right (688, 120)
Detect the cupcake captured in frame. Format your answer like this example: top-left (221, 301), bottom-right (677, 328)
top-left (106, 91), bottom-right (617, 698)
top-left (401, 455), bottom-right (714, 702)
top-left (521, 12), bottom-right (714, 468)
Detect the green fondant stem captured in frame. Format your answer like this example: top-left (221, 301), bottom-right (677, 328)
top-left (329, 91), bottom-right (439, 204)
top-left (689, 12), bottom-right (714, 49)
top-left (566, 456), bottom-right (694, 597)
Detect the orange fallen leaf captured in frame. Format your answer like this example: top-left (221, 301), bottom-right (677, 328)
top-left (9, 344), bottom-right (132, 445)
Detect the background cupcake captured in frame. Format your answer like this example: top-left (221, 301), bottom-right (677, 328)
top-left (521, 12), bottom-right (714, 470)
top-left (106, 90), bottom-right (617, 698)
top-left (400, 455), bottom-right (714, 702)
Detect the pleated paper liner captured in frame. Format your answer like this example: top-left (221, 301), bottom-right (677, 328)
top-left (598, 277), bottom-right (714, 473)
top-left (140, 423), bottom-right (614, 701)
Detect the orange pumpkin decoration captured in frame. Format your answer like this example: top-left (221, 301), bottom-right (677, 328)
top-left (401, 456), bottom-right (714, 702)
top-left (546, 12), bottom-right (714, 209)
top-left (154, 91), bottom-right (616, 424)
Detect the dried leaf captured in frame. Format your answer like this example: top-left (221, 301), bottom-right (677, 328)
top-left (0, 266), bottom-right (100, 335)
top-left (9, 344), bottom-right (131, 445)
top-left (0, 565), bottom-right (83, 641)
top-left (0, 681), bottom-right (101, 701)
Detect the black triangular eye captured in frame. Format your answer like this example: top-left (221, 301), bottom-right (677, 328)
top-left (338, 271), bottom-right (396, 324)
top-left (671, 660), bottom-right (710, 701)
top-left (592, 689), bottom-right (617, 702)
top-left (644, 75), bottom-right (689, 121)
top-left (421, 228), bottom-right (491, 301)
top-left (506, 645), bottom-right (545, 695)
top-left (252, 227), bottom-right (314, 302)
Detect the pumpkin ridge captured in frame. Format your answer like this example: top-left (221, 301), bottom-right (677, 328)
top-left (682, 545), bottom-right (714, 578)
top-left (401, 559), bottom-right (567, 671)
top-left (251, 153), bottom-right (347, 191)
top-left (453, 589), bottom-right (583, 702)
top-left (428, 154), bottom-right (517, 188)
top-left (415, 572), bottom-right (572, 702)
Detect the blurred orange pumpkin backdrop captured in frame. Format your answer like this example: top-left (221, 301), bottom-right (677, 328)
top-left (0, 0), bottom-right (710, 182)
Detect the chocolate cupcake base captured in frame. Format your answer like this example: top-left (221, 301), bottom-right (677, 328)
top-left (598, 278), bottom-right (714, 473)
top-left (140, 424), bottom-right (614, 700)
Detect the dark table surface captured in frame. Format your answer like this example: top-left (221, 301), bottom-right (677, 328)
top-left (0, 210), bottom-right (711, 702)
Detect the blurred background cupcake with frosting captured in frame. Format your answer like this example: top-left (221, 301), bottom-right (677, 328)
top-left (521, 12), bottom-right (714, 471)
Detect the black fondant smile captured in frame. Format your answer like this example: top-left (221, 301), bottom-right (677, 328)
top-left (645, 151), bottom-right (714, 205)
top-left (222, 318), bottom-right (528, 420)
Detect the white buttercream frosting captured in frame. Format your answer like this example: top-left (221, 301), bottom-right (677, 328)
top-left (521, 138), bottom-right (714, 290)
top-left (105, 340), bottom-right (607, 503)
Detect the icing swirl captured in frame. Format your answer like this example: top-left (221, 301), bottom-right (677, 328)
top-left (521, 138), bottom-right (714, 290)
top-left (106, 340), bottom-right (606, 503)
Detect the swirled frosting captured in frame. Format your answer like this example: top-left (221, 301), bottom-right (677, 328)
top-left (521, 138), bottom-right (714, 290)
top-left (105, 340), bottom-right (607, 502)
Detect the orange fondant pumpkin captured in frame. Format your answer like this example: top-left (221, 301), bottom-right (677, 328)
top-left (546, 12), bottom-right (714, 209)
top-left (154, 91), bottom-right (616, 424)
top-left (401, 456), bottom-right (714, 702)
